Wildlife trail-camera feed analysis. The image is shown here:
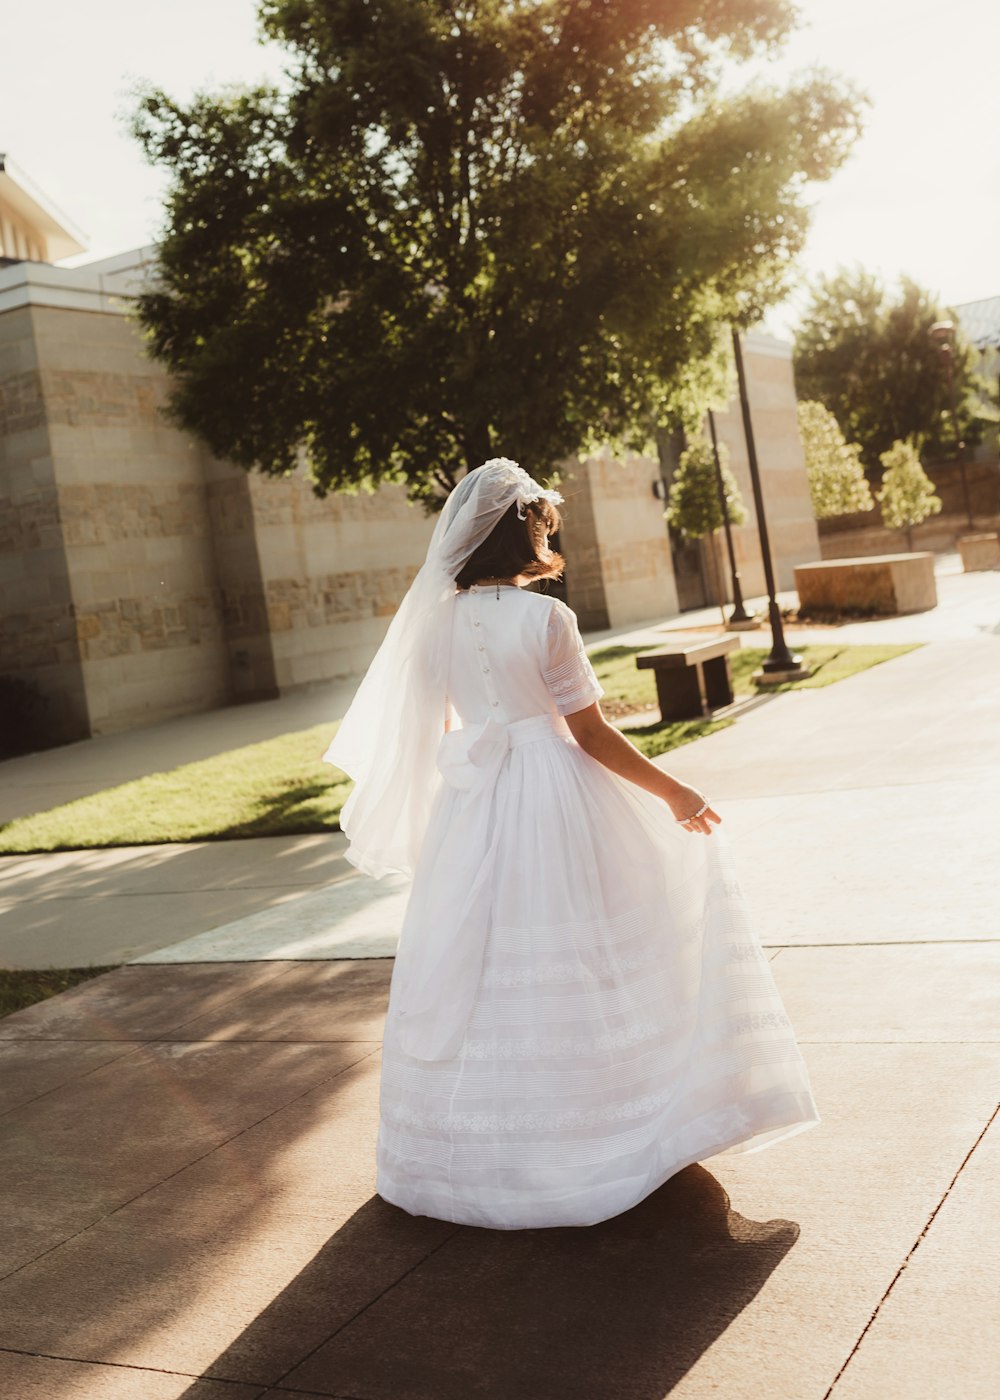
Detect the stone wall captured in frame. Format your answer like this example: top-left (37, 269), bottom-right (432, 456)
top-left (710, 336), bottom-right (822, 597)
top-left (1, 250), bottom-right (827, 743)
top-left (0, 278), bottom-right (441, 739)
top-left (25, 304), bottom-right (232, 734)
top-left (0, 304), bottom-right (443, 737)
top-left (244, 469), bottom-right (435, 690)
top-left (558, 450), bottom-right (679, 630)
top-left (0, 304), bottom-right (90, 742)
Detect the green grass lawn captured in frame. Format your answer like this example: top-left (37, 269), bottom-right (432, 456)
top-left (595, 640), bottom-right (923, 711)
top-left (0, 641), bottom-right (920, 855)
top-left (0, 725), bottom-right (350, 854)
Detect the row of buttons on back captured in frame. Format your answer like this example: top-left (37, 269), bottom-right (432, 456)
top-left (468, 587), bottom-right (501, 709)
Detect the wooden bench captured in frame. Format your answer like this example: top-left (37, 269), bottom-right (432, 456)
top-left (636, 637), bottom-right (741, 722)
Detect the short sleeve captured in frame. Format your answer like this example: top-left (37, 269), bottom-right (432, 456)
top-left (543, 599), bottom-right (605, 716)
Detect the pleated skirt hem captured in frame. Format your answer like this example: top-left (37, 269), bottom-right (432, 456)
top-left (376, 1089), bottom-right (820, 1231)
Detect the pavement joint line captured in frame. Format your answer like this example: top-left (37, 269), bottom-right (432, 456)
top-left (0, 1040), bottom-right (150, 1122)
top-left (799, 1038), bottom-right (1000, 1045)
top-left (0, 1043), bottom-right (382, 1288)
top-left (119, 960), bottom-right (308, 1041)
top-left (263, 1222), bottom-right (465, 1397)
top-left (0, 886), bottom-right (350, 904)
top-left (721, 773), bottom-right (1000, 801)
top-left (765, 939), bottom-right (1000, 948)
top-left (822, 1095), bottom-right (1000, 1400)
top-left (0, 1345), bottom-right (259, 1389)
top-left (0, 1037), bottom-right (385, 1044)
top-left (247, 1387), bottom-right (370, 1400)
top-left (263, 1391), bottom-right (369, 1399)
top-left (131, 957), bottom-right (398, 968)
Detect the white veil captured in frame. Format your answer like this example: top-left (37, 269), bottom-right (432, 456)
top-left (323, 458), bottom-right (564, 880)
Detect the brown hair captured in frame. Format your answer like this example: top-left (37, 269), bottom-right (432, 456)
top-left (455, 498), bottom-right (565, 589)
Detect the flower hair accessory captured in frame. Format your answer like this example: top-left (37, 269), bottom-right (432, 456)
top-left (480, 457), bottom-right (565, 519)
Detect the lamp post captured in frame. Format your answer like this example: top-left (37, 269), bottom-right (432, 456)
top-left (928, 319), bottom-right (974, 529)
top-left (731, 328), bottom-right (806, 677)
top-left (707, 409), bottom-right (757, 627)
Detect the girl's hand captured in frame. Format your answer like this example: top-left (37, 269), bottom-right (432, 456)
top-left (667, 782), bottom-right (722, 835)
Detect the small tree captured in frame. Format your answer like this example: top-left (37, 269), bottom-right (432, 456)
top-left (665, 439), bottom-right (748, 615)
top-left (797, 400), bottom-right (874, 519)
top-left (875, 440), bottom-right (942, 550)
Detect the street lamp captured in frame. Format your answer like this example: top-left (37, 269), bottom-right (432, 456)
top-left (731, 328), bottom-right (808, 679)
top-left (706, 408), bottom-right (758, 627)
top-left (928, 319), bottom-right (974, 529)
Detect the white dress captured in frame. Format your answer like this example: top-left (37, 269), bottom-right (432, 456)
top-left (376, 583), bottom-right (818, 1229)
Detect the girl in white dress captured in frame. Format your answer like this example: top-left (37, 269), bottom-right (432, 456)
top-left (325, 459), bottom-right (818, 1230)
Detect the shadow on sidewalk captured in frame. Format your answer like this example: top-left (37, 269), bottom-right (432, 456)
top-left (181, 1164), bottom-right (800, 1399)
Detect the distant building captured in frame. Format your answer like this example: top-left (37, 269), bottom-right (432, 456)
top-left (0, 157), bottom-right (820, 744)
top-left (0, 153), bottom-right (87, 264)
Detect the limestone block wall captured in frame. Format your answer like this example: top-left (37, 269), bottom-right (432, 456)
top-left (24, 304), bottom-right (231, 734)
top-left (559, 450), bottom-right (679, 631)
top-left (1, 248), bottom-right (823, 744)
top-left (710, 336), bottom-right (822, 597)
top-left (555, 459), bottom-right (606, 628)
top-left (0, 304), bottom-right (89, 742)
top-left (245, 468), bottom-right (436, 690)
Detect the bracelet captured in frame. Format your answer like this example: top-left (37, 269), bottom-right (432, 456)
top-left (676, 797), bottom-right (709, 824)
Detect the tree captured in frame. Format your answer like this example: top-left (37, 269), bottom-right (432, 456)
top-left (793, 267), bottom-right (985, 471)
top-left (665, 439), bottom-right (746, 539)
top-left (875, 440), bottom-right (942, 550)
top-left (129, 0), bottom-right (863, 505)
top-left (665, 437), bottom-right (747, 612)
top-left (796, 399), bottom-right (873, 519)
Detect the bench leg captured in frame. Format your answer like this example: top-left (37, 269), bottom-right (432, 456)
top-left (703, 655), bottom-right (735, 709)
top-left (655, 667), bottom-right (705, 721)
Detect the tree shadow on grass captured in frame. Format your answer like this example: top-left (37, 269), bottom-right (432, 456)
top-left (205, 777), bottom-right (346, 841)
top-left (183, 1165), bottom-right (800, 1400)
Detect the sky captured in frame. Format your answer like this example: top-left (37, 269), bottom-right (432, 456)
top-left (4, 0), bottom-right (997, 338)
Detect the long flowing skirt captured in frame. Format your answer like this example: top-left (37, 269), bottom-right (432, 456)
top-left (376, 722), bottom-right (818, 1229)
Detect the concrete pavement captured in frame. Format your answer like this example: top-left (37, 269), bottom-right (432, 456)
top-left (0, 549), bottom-right (987, 832)
top-left (0, 556), bottom-right (998, 1398)
top-left (2, 552), bottom-right (995, 971)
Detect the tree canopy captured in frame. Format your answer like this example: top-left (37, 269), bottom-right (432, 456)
top-left (792, 266), bottom-right (988, 472)
top-left (796, 399), bottom-right (873, 519)
top-left (130, 0), bottom-right (862, 504)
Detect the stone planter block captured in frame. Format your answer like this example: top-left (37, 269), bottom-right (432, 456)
top-left (957, 533), bottom-right (1000, 572)
top-left (794, 553), bottom-right (937, 616)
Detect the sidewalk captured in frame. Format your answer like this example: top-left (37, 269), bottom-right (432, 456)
top-left (1, 550), bottom-right (990, 831)
top-left (0, 562), bottom-right (998, 1398)
top-left (0, 553), bottom-right (995, 970)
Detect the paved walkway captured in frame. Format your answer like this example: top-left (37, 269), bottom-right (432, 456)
top-left (1, 550), bottom-right (991, 832)
top-left (1, 554), bottom-right (996, 971)
top-left (0, 558), bottom-right (998, 1397)
top-left (3, 548), bottom-right (991, 974)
